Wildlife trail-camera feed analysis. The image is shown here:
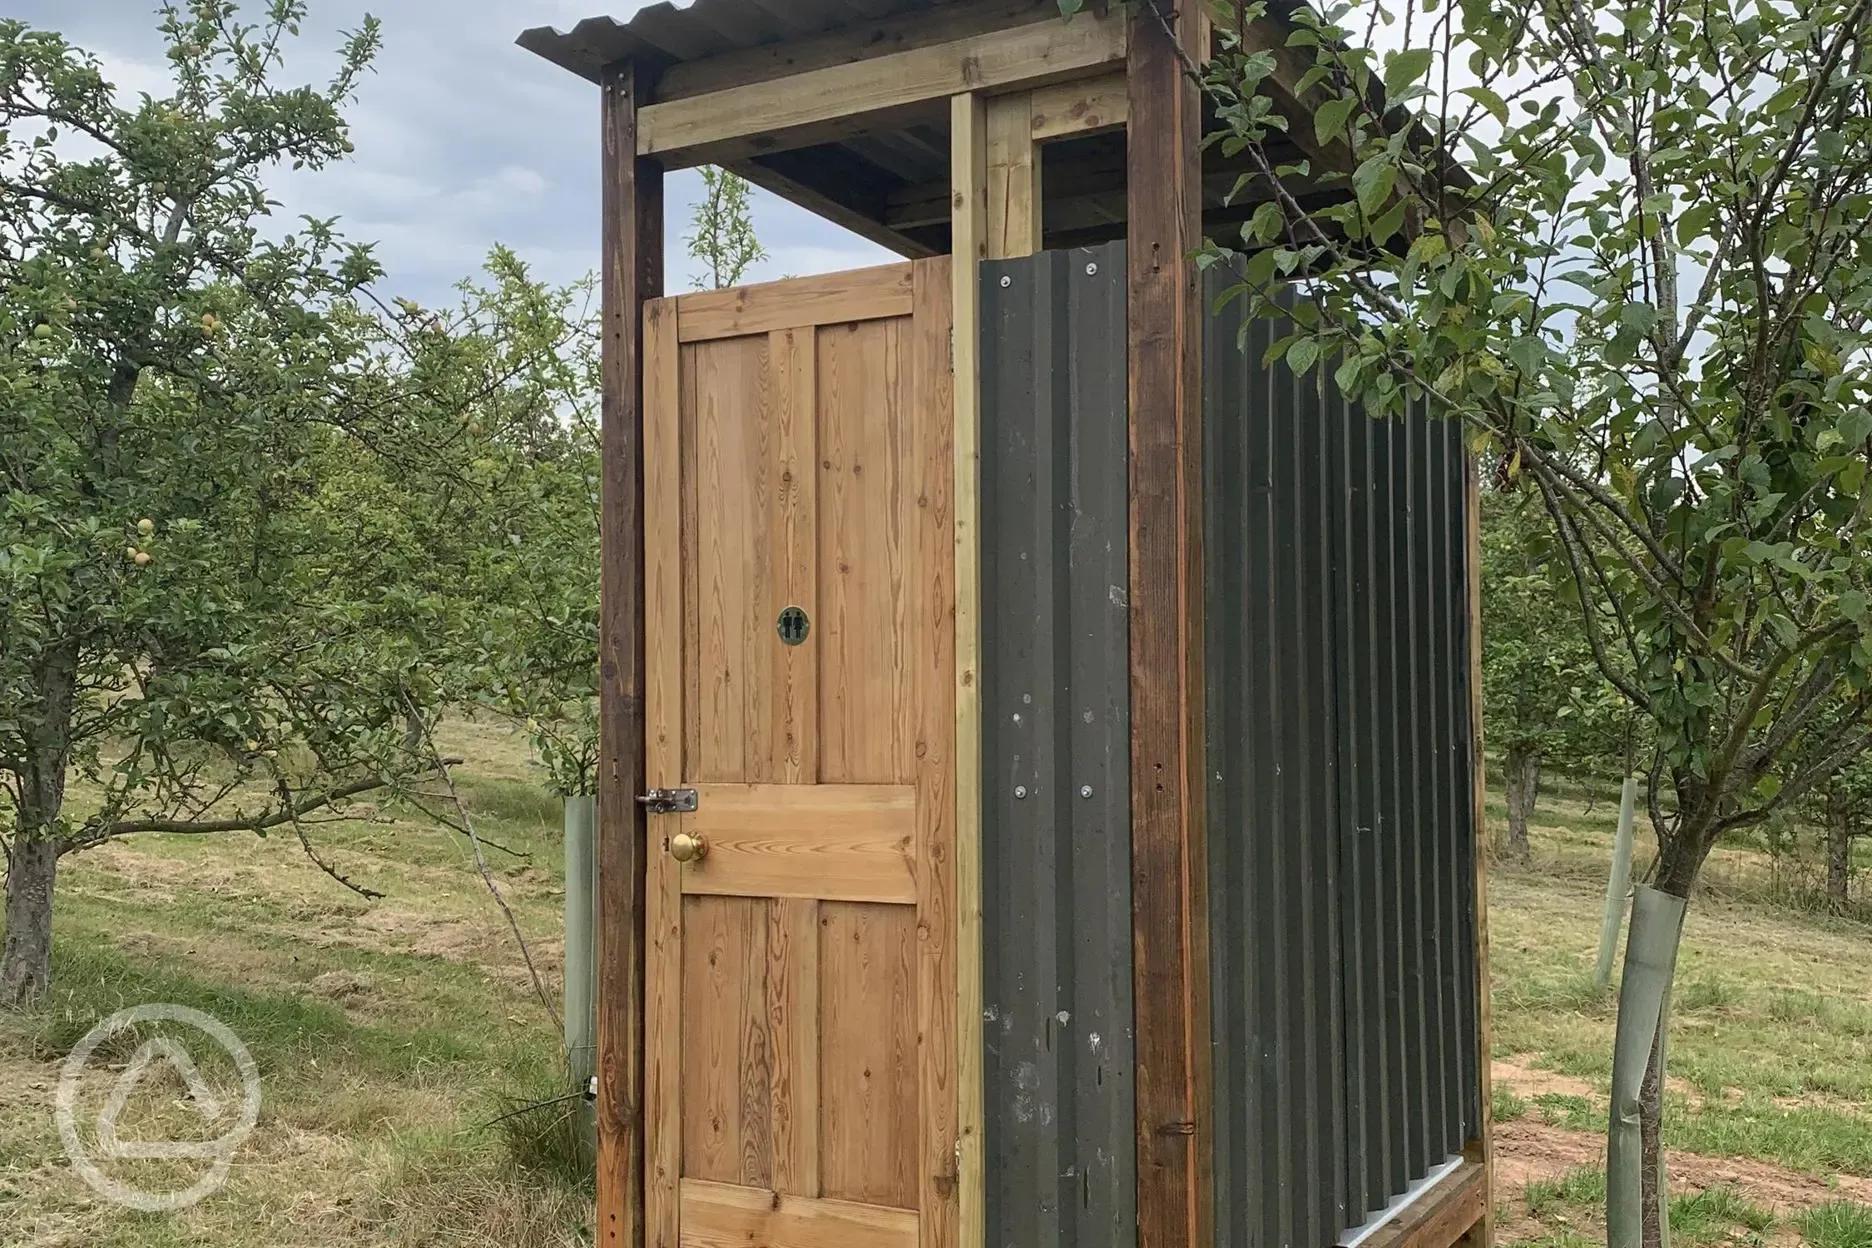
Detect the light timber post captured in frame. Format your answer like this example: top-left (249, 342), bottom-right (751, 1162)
top-left (985, 92), bottom-right (1042, 259)
top-left (951, 89), bottom-right (989, 1248)
top-left (1461, 459), bottom-right (1496, 1246)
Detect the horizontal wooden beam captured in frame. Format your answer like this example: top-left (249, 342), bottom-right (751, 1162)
top-left (888, 160), bottom-right (1299, 234)
top-left (1360, 1162), bottom-right (1488, 1248)
top-left (676, 262), bottom-right (914, 341)
top-left (1028, 70), bottom-right (1127, 140)
top-left (637, 10), bottom-right (1127, 167)
top-left (681, 1179), bottom-right (917, 1248)
top-left (654, 0), bottom-right (1056, 102)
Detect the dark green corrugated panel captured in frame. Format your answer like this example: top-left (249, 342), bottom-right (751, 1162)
top-left (1204, 281), bottom-right (1482, 1245)
top-left (979, 242), bottom-right (1135, 1248)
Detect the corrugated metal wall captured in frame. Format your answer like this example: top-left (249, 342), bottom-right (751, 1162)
top-left (976, 246), bottom-right (1479, 1247)
top-left (1205, 288), bottom-right (1482, 1246)
top-left (979, 242), bottom-right (1137, 1248)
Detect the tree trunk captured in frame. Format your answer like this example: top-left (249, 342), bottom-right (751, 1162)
top-left (1638, 1015), bottom-right (1668, 1248)
top-left (1, 640), bottom-right (77, 1009)
top-left (1504, 744), bottom-right (1541, 862)
top-left (1607, 884), bottom-right (1687, 1248)
top-left (0, 835), bottom-right (59, 1008)
top-left (1827, 793), bottom-right (1853, 914)
top-left (1626, 834), bottom-right (1701, 1248)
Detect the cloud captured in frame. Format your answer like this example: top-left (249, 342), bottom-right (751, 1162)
top-left (14, 0), bottom-right (896, 305)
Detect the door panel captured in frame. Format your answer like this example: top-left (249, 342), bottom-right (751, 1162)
top-left (819, 900), bottom-right (919, 1207)
top-left (678, 784), bottom-right (917, 904)
top-left (643, 260), bottom-right (955, 1248)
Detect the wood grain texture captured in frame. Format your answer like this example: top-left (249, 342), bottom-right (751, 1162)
top-left (820, 902), bottom-right (920, 1209)
top-left (769, 899), bottom-right (821, 1196)
top-left (1126, 6), bottom-right (1213, 1248)
top-left (769, 328), bottom-right (820, 785)
top-left (680, 1179), bottom-right (919, 1248)
top-left (1464, 457), bottom-right (1495, 1243)
top-left (679, 265), bottom-right (915, 342)
top-left (646, 271), bottom-right (954, 1248)
top-left (817, 317), bottom-right (913, 785)
top-left (643, 293), bottom-right (684, 1248)
top-left (636, 9), bottom-right (1127, 165)
top-left (676, 785), bottom-right (919, 905)
top-left (597, 60), bottom-right (662, 1248)
top-left (653, 0), bottom-right (1054, 102)
top-left (985, 93), bottom-right (1041, 260)
top-left (948, 92), bottom-right (988, 1248)
top-left (1028, 70), bottom-right (1128, 139)
top-left (1363, 1162), bottom-right (1488, 1248)
top-left (681, 896), bottom-right (772, 1188)
top-left (691, 334), bottom-right (772, 783)
top-left (680, 341), bottom-right (703, 801)
top-left (910, 256), bottom-right (959, 1248)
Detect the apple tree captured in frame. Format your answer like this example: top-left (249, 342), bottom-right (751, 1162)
top-left (0, 2), bottom-right (529, 1006)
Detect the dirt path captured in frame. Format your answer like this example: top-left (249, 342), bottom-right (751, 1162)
top-left (1496, 1119), bottom-right (1872, 1214)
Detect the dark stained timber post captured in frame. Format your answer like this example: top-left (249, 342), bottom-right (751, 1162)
top-left (598, 59), bottom-right (663, 1248)
top-left (1127, 4), bottom-right (1211, 1246)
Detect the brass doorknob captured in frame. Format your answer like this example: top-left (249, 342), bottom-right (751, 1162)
top-left (669, 831), bottom-right (708, 863)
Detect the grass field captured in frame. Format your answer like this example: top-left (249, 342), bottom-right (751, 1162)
top-left (1, 727), bottom-right (1869, 1246)
top-left (1486, 782), bottom-right (1872, 1248)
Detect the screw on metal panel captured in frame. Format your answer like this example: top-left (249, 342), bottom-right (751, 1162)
top-left (999, 275), bottom-right (1012, 288)
top-left (1080, 785), bottom-right (1094, 799)
top-left (1014, 785), bottom-right (1028, 799)
top-left (1085, 262), bottom-right (1098, 276)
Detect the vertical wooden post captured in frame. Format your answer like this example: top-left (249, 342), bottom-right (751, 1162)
top-left (1462, 459), bottom-right (1496, 1247)
top-left (985, 92), bottom-right (1042, 259)
top-left (1126, 4), bottom-right (1211, 1247)
top-left (598, 58), bottom-right (664, 1248)
top-left (951, 89), bottom-right (989, 1248)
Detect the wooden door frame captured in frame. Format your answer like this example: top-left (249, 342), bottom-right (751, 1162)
top-left (597, 58), bottom-right (663, 1248)
top-left (1125, 7), bottom-right (1214, 1248)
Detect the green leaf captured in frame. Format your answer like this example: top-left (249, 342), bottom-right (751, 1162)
top-left (1458, 85), bottom-right (1508, 125)
top-left (1353, 155), bottom-right (1398, 216)
top-left (1314, 95), bottom-right (1358, 148)
top-left (1287, 337), bottom-right (1320, 376)
top-left (1369, 198), bottom-right (1408, 246)
top-left (1838, 408), bottom-right (1872, 448)
top-left (1675, 201), bottom-right (1717, 246)
top-left (1243, 245), bottom-right (1278, 291)
top-left (1383, 49), bottom-right (1434, 100)
top-left (1249, 200), bottom-right (1285, 244)
top-left (1334, 352), bottom-right (1364, 396)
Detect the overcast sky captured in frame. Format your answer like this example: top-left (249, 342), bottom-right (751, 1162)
top-left (15, 0), bottom-right (895, 307)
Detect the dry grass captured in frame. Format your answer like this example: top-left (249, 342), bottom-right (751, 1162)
top-left (0, 717), bottom-right (590, 1248)
top-left (4, 731), bottom-right (1870, 1246)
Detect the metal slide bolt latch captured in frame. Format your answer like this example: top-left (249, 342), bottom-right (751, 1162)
top-left (637, 787), bottom-right (698, 815)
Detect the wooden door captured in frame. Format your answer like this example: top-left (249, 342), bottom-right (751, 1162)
top-left (642, 260), bottom-right (957, 1248)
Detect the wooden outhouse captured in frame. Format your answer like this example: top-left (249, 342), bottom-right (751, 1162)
top-left (520, 4), bottom-right (1493, 1246)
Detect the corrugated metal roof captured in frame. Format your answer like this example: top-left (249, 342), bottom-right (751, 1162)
top-left (517, 0), bottom-right (972, 84)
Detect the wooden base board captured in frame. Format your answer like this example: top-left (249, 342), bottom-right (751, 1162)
top-left (1359, 1160), bottom-right (1489, 1248)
